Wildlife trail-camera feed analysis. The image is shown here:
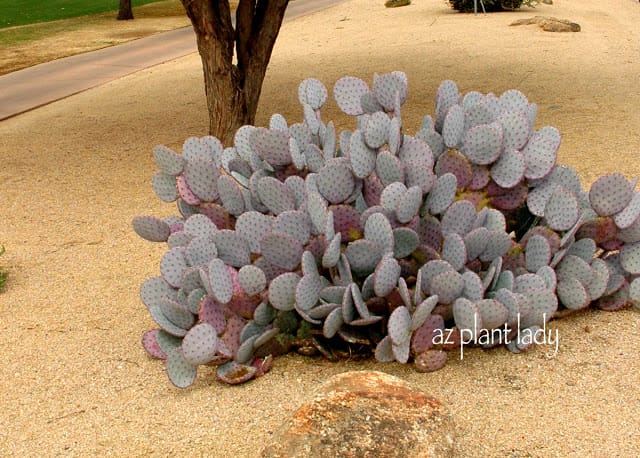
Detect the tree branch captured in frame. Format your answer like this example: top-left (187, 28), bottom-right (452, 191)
top-left (251, 0), bottom-right (288, 66)
top-left (235, 0), bottom-right (288, 114)
top-left (181, 0), bottom-right (235, 62)
top-left (236, 0), bottom-right (256, 73)
top-left (177, 0), bottom-right (288, 141)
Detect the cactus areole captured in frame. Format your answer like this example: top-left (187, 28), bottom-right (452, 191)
top-left (134, 72), bottom-right (640, 387)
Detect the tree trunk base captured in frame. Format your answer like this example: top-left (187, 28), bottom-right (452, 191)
top-left (117, 0), bottom-right (134, 20)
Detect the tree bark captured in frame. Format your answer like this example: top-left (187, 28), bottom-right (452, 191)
top-left (117, 0), bottom-right (134, 20)
top-left (180, 0), bottom-right (289, 145)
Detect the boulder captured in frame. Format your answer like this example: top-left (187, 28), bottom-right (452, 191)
top-left (262, 370), bottom-right (456, 458)
top-left (510, 16), bottom-right (581, 32)
top-left (385, 0), bottom-right (411, 7)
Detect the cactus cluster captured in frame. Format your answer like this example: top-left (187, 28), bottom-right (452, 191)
top-left (134, 71), bottom-right (640, 387)
top-left (448, 0), bottom-right (525, 12)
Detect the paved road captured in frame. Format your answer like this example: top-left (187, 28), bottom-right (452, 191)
top-left (0, 0), bottom-right (344, 120)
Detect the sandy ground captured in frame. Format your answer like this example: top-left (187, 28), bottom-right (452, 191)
top-left (1, 0), bottom-right (640, 456)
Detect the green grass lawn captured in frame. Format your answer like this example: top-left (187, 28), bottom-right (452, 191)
top-left (0, 0), bottom-right (167, 28)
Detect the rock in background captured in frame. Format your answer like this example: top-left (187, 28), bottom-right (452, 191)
top-left (511, 16), bottom-right (581, 32)
top-left (385, 0), bottom-right (411, 7)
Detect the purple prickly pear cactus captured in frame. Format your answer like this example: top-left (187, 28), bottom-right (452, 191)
top-left (133, 71), bottom-right (640, 387)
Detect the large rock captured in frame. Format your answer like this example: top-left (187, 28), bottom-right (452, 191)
top-left (262, 370), bottom-right (456, 458)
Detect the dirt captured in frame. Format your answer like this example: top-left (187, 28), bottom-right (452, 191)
top-left (1, 0), bottom-right (640, 456)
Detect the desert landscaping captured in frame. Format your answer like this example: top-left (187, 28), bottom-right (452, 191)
top-left (1, 0), bottom-right (640, 456)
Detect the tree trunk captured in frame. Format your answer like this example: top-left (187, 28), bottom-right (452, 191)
top-left (180, 0), bottom-right (289, 145)
top-left (117, 0), bottom-right (134, 20)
